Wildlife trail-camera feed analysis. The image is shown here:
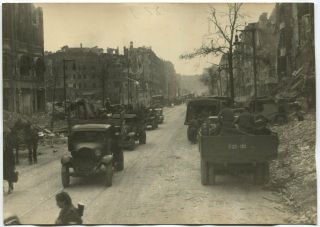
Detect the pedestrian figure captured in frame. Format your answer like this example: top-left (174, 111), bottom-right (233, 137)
top-left (3, 126), bottom-right (18, 194)
top-left (55, 191), bottom-right (83, 225)
top-left (11, 118), bottom-right (39, 165)
top-left (105, 98), bottom-right (111, 113)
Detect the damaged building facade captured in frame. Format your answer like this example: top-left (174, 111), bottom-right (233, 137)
top-left (3, 3), bottom-right (45, 114)
top-left (275, 3), bottom-right (315, 108)
top-left (44, 42), bottom-right (180, 108)
top-left (208, 3), bottom-right (315, 107)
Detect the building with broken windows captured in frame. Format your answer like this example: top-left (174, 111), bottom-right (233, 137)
top-left (44, 45), bottom-right (104, 103)
top-left (210, 3), bottom-right (315, 107)
top-left (45, 42), bottom-right (180, 109)
top-left (233, 12), bottom-right (278, 102)
top-left (3, 3), bottom-right (45, 114)
top-left (275, 3), bottom-right (315, 107)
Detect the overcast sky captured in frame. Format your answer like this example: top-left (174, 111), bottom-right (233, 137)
top-left (36, 3), bottom-right (275, 75)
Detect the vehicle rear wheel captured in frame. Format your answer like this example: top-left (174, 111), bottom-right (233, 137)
top-left (61, 165), bottom-right (70, 188)
top-left (274, 115), bottom-right (286, 125)
top-left (254, 163), bottom-right (269, 185)
top-left (209, 164), bottom-right (216, 185)
top-left (201, 159), bottom-right (209, 185)
top-left (139, 131), bottom-right (146, 144)
top-left (105, 164), bottom-right (113, 187)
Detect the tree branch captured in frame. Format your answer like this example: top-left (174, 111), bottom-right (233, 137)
top-left (180, 45), bottom-right (228, 59)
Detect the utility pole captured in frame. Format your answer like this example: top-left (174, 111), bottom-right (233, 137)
top-left (51, 67), bottom-right (57, 130)
top-left (63, 59), bottom-right (76, 133)
top-left (218, 67), bottom-right (222, 96)
top-left (237, 27), bottom-right (258, 110)
top-left (252, 28), bottom-right (258, 102)
top-left (127, 54), bottom-right (130, 105)
top-left (63, 60), bottom-right (67, 115)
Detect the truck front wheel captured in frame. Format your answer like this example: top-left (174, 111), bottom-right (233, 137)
top-left (104, 164), bottom-right (113, 187)
top-left (61, 165), bottom-right (70, 188)
top-left (201, 159), bottom-right (209, 185)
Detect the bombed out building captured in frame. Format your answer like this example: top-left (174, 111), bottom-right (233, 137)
top-left (2, 3), bottom-right (45, 114)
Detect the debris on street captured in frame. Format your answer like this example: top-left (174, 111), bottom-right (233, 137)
top-left (267, 112), bottom-right (316, 224)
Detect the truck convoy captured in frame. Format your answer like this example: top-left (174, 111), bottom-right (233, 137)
top-left (185, 96), bottom-right (279, 185)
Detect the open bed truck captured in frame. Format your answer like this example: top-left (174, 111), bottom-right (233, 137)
top-left (199, 134), bottom-right (279, 185)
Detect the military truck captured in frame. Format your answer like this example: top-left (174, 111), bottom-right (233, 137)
top-left (145, 108), bottom-right (159, 130)
top-left (199, 132), bottom-right (278, 185)
top-left (247, 97), bottom-right (293, 125)
top-left (185, 97), bottom-right (230, 143)
top-left (112, 113), bottom-right (146, 150)
top-left (61, 121), bottom-right (124, 187)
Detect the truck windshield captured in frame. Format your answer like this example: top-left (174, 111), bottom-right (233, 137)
top-left (71, 131), bottom-right (106, 143)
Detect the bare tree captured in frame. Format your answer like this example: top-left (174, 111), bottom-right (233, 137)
top-left (180, 3), bottom-right (244, 104)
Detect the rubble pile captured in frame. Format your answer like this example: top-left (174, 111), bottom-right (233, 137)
top-left (3, 111), bottom-right (67, 144)
top-left (267, 112), bottom-right (317, 223)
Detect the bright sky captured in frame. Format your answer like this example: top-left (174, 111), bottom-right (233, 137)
top-left (36, 3), bottom-right (275, 75)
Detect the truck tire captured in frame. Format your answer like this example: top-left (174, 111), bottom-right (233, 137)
top-left (152, 121), bottom-right (157, 130)
top-left (201, 159), bottom-right (209, 185)
top-left (115, 149), bottom-right (124, 171)
top-left (105, 164), bottom-right (113, 187)
top-left (139, 131), bottom-right (146, 144)
top-left (61, 165), bottom-right (70, 188)
top-left (187, 127), bottom-right (192, 141)
top-left (128, 138), bottom-right (135, 151)
top-left (254, 163), bottom-right (269, 185)
top-left (209, 164), bottom-right (216, 185)
top-left (274, 115), bottom-right (286, 125)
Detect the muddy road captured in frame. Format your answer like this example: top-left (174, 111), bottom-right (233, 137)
top-left (4, 105), bottom-right (295, 224)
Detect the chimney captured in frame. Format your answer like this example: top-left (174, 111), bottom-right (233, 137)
top-left (124, 46), bottom-right (128, 56)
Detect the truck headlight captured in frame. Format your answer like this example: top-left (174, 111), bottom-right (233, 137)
top-left (128, 132), bottom-right (135, 137)
top-left (95, 149), bottom-right (102, 157)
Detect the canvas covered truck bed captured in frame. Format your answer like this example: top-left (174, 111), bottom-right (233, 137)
top-left (199, 134), bottom-right (279, 185)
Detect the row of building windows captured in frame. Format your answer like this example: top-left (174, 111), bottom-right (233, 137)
top-left (65, 64), bottom-right (96, 71)
top-left (56, 82), bottom-right (97, 88)
top-left (64, 74), bottom-right (98, 79)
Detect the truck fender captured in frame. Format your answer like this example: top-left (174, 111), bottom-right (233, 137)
top-left (61, 155), bottom-right (72, 165)
top-left (101, 155), bottom-right (113, 165)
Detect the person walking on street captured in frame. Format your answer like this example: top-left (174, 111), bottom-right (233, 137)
top-left (55, 192), bottom-right (83, 225)
top-left (3, 126), bottom-right (18, 194)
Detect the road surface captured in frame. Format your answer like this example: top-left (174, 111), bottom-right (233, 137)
top-left (4, 105), bottom-right (295, 224)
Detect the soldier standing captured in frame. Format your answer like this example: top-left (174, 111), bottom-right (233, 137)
top-left (237, 107), bottom-right (256, 134)
top-left (55, 192), bottom-right (83, 225)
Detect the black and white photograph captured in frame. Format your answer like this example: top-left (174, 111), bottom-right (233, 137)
top-left (2, 2), bottom-right (317, 225)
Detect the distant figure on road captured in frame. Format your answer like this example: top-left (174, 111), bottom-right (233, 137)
top-left (105, 98), bottom-right (111, 113)
top-left (3, 126), bottom-right (18, 194)
top-left (55, 192), bottom-right (83, 225)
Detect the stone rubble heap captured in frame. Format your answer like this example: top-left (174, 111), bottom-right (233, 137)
top-left (267, 112), bottom-right (317, 224)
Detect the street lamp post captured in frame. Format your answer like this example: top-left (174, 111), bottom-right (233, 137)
top-left (63, 59), bottom-right (76, 133)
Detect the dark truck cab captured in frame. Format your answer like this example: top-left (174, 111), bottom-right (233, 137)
top-left (199, 133), bottom-right (278, 185)
top-left (112, 113), bottom-right (146, 151)
top-left (185, 97), bottom-right (229, 143)
top-left (61, 122), bottom-right (124, 188)
top-left (155, 108), bottom-right (164, 124)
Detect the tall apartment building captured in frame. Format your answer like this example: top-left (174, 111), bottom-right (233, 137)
top-left (3, 3), bottom-right (45, 114)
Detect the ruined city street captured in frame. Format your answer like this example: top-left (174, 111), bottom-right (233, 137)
top-left (3, 105), bottom-right (296, 225)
